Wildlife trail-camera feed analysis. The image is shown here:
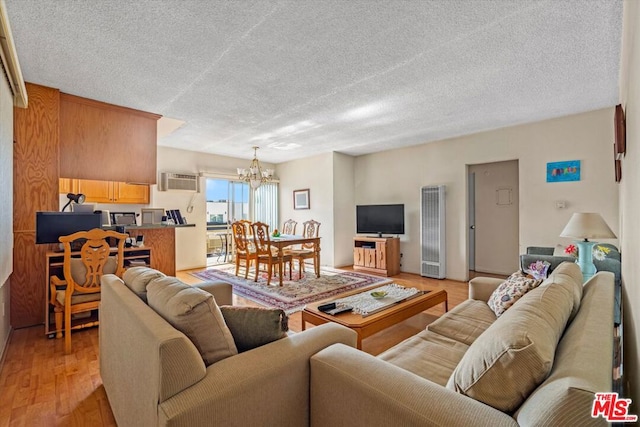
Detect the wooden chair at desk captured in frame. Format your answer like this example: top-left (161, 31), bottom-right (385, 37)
top-left (49, 228), bottom-right (127, 354)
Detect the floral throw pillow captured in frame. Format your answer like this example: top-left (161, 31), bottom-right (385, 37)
top-left (487, 271), bottom-right (542, 317)
top-left (525, 260), bottom-right (551, 280)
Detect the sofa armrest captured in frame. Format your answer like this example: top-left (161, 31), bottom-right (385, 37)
top-left (193, 281), bottom-right (233, 306)
top-left (158, 323), bottom-right (357, 427)
top-left (468, 277), bottom-right (504, 301)
top-left (310, 344), bottom-right (517, 427)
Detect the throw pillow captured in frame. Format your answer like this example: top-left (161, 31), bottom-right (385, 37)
top-left (219, 306), bottom-right (288, 352)
top-left (524, 260), bottom-right (551, 280)
top-left (147, 277), bottom-right (238, 365)
top-left (487, 271), bottom-right (542, 317)
top-left (447, 275), bottom-right (576, 412)
top-left (122, 266), bottom-right (166, 302)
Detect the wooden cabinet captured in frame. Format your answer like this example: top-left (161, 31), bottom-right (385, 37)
top-left (62, 179), bottom-right (150, 204)
top-left (353, 237), bottom-right (400, 276)
top-left (45, 247), bottom-right (152, 336)
top-left (59, 93), bottom-right (161, 184)
top-left (12, 83), bottom-right (61, 328)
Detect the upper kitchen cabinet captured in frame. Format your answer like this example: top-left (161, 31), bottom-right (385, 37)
top-left (59, 93), bottom-right (161, 184)
top-left (73, 179), bottom-right (149, 204)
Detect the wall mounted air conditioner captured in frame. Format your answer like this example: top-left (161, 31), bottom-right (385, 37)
top-left (158, 172), bottom-right (200, 192)
top-left (421, 185), bottom-right (446, 279)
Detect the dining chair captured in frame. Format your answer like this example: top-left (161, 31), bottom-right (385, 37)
top-left (251, 221), bottom-right (293, 286)
top-left (289, 219), bottom-right (321, 274)
top-left (231, 221), bottom-right (255, 278)
top-left (282, 219), bottom-right (297, 235)
top-left (49, 228), bottom-right (127, 354)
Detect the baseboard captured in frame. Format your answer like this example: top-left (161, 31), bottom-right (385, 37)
top-left (0, 326), bottom-right (13, 375)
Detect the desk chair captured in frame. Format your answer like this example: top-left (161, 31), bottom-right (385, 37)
top-left (49, 228), bottom-right (127, 354)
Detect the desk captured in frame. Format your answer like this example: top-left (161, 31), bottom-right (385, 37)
top-left (270, 235), bottom-right (321, 286)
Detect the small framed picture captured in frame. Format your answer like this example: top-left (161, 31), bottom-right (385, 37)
top-left (293, 189), bottom-right (310, 210)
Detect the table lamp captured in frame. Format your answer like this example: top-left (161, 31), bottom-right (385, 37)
top-left (559, 212), bottom-right (616, 281)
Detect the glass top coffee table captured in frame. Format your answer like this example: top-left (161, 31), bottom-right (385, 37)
top-left (301, 284), bottom-right (448, 349)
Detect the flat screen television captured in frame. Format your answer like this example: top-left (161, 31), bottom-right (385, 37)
top-left (356, 204), bottom-right (405, 236)
top-left (35, 211), bottom-right (103, 244)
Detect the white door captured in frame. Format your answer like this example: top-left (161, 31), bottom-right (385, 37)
top-left (468, 160), bottom-right (519, 275)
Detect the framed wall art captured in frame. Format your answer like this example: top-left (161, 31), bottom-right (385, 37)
top-left (546, 160), bottom-right (581, 183)
top-left (293, 189), bottom-right (310, 210)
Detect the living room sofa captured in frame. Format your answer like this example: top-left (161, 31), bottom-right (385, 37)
top-left (310, 262), bottom-right (614, 426)
top-left (99, 269), bottom-right (357, 427)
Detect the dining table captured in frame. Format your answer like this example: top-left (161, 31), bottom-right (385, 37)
top-left (270, 234), bottom-right (321, 286)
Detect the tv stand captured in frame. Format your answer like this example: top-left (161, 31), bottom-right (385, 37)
top-left (353, 236), bottom-right (400, 276)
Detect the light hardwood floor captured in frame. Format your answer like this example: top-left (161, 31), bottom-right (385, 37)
top-left (0, 267), bottom-right (471, 426)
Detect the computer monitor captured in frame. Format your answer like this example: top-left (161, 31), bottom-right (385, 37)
top-left (35, 212), bottom-right (103, 244)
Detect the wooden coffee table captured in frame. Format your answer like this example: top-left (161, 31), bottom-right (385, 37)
top-left (301, 285), bottom-right (448, 349)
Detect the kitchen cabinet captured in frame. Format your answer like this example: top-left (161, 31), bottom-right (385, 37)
top-left (62, 179), bottom-right (150, 204)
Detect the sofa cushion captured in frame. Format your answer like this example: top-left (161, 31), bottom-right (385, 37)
top-left (219, 306), bottom-right (288, 352)
top-left (378, 330), bottom-right (469, 386)
top-left (487, 271), bottom-right (542, 317)
top-left (542, 262), bottom-right (582, 322)
top-left (122, 266), bottom-right (166, 302)
top-left (147, 277), bottom-right (238, 365)
top-left (426, 299), bottom-right (496, 346)
top-left (447, 270), bottom-right (577, 412)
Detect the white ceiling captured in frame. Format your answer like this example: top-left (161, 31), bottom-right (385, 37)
top-left (5, 0), bottom-right (623, 164)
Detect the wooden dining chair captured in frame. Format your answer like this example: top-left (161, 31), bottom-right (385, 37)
top-left (282, 219), bottom-right (297, 235)
top-left (251, 222), bottom-right (293, 286)
top-left (289, 219), bottom-right (321, 274)
top-left (231, 221), bottom-right (256, 278)
top-left (49, 228), bottom-right (127, 354)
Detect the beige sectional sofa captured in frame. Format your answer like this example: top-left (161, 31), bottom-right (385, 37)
top-left (311, 262), bottom-right (615, 426)
top-left (100, 270), bottom-right (357, 427)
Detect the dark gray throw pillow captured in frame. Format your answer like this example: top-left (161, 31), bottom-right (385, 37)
top-left (219, 306), bottom-right (288, 352)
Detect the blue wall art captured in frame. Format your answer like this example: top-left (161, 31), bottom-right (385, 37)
top-left (546, 160), bottom-right (581, 182)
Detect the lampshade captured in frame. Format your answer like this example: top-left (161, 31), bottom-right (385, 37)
top-left (560, 213), bottom-right (616, 240)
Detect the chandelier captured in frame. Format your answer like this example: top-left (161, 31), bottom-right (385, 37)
top-left (237, 146), bottom-right (274, 189)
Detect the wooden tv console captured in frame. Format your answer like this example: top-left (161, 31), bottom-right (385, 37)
top-left (353, 236), bottom-right (400, 276)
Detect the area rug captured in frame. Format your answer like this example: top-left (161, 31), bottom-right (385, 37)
top-left (190, 265), bottom-right (391, 313)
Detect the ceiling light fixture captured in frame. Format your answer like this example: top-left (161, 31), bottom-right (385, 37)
top-left (237, 146), bottom-right (274, 189)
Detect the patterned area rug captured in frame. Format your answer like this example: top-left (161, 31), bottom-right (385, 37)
top-left (190, 264), bottom-right (391, 313)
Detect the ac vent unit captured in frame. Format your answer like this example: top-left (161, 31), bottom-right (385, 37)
top-left (159, 172), bottom-right (199, 192)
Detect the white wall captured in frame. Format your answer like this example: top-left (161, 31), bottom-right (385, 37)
top-left (154, 146), bottom-right (275, 270)
top-left (354, 108), bottom-right (619, 281)
top-left (332, 153), bottom-right (356, 267)
top-left (277, 152), bottom-right (336, 266)
top-left (619, 0), bottom-right (639, 409)
top-left (0, 66), bottom-right (13, 357)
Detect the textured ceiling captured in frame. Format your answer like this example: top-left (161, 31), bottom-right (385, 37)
top-left (5, 0), bottom-right (623, 163)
